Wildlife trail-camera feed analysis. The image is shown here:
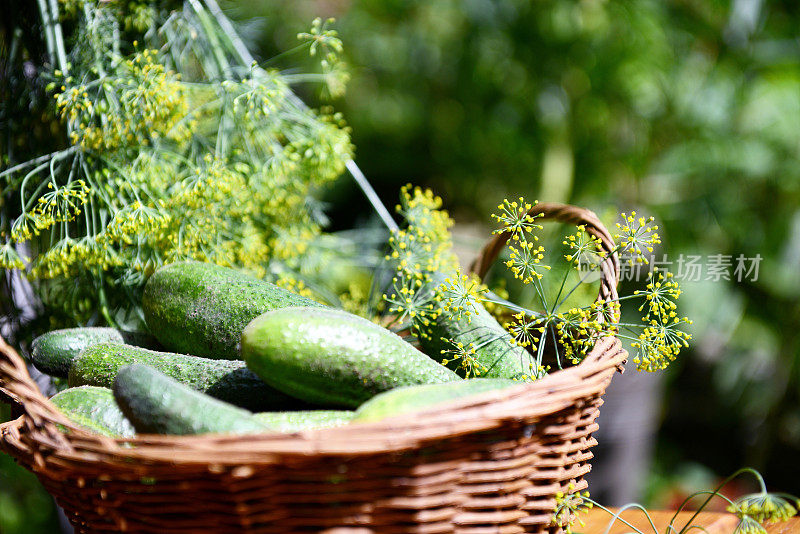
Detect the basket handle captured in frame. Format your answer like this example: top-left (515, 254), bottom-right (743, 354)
top-left (468, 202), bottom-right (621, 316)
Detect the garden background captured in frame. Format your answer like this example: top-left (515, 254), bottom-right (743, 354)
top-left (2, 0), bottom-right (800, 531)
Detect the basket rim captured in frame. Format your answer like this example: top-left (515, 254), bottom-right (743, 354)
top-left (1, 338), bottom-right (626, 463)
top-left (0, 201), bottom-right (627, 464)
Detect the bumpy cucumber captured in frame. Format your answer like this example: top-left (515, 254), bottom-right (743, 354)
top-left (113, 364), bottom-right (270, 435)
top-left (69, 343), bottom-right (301, 412)
top-left (31, 327), bottom-right (162, 378)
top-left (354, 378), bottom-right (518, 422)
top-left (50, 386), bottom-right (135, 437)
top-left (242, 307), bottom-right (460, 408)
top-left (31, 327), bottom-right (125, 378)
top-left (252, 410), bottom-right (354, 432)
top-left (142, 261), bottom-right (323, 359)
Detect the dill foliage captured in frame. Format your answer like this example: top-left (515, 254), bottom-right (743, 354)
top-left (1, 0), bottom-right (353, 326)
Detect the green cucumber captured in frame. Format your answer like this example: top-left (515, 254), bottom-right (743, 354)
top-left (69, 343), bottom-right (301, 412)
top-left (31, 327), bottom-right (162, 378)
top-left (31, 327), bottom-right (125, 378)
top-left (50, 386), bottom-right (135, 437)
top-left (421, 292), bottom-right (538, 380)
top-left (242, 307), bottom-right (460, 408)
top-left (354, 378), bottom-right (518, 422)
top-left (142, 261), bottom-right (324, 359)
top-left (112, 364), bottom-right (270, 435)
top-left (252, 410), bottom-right (354, 432)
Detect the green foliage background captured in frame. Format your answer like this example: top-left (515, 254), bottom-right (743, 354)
top-left (2, 0), bottom-right (800, 530)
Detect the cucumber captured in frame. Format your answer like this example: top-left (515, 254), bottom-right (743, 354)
top-left (112, 364), bottom-right (270, 435)
top-left (142, 261), bottom-right (324, 359)
top-left (354, 378), bottom-right (518, 422)
top-left (241, 307), bottom-right (460, 408)
top-left (252, 410), bottom-right (354, 432)
top-left (50, 386), bottom-right (135, 437)
top-left (421, 292), bottom-right (538, 380)
top-left (31, 327), bottom-right (162, 378)
top-left (31, 327), bottom-right (125, 378)
top-left (69, 343), bottom-right (301, 412)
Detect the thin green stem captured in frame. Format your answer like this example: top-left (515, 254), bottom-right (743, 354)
top-left (585, 500), bottom-right (655, 534)
top-left (47, 0), bottom-right (69, 73)
top-left (0, 148), bottom-right (78, 183)
top-left (667, 468), bottom-right (759, 534)
top-left (551, 265), bottom-right (572, 315)
top-left (187, 0), bottom-right (232, 79)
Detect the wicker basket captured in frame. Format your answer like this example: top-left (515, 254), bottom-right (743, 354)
top-left (0, 203), bottom-right (627, 533)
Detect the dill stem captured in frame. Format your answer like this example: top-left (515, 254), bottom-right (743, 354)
top-left (667, 468), bottom-right (758, 534)
top-left (551, 263), bottom-right (573, 315)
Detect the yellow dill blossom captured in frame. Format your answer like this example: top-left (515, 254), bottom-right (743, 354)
top-left (614, 211), bottom-right (661, 264)
top-left (506, 312), bottom-right (543, 348)
top-left (26, 180), bottom-right (90, 234)
top-left (490, 197), bottom-right (550, 285)
top-left (382, 275), bottom-right (440, 334)
top-left (556, 307), bottom-right (601, 365)
top-left (435, 271), bottom-right (487, 323)
top-left (505, 240), bottom-right (549, 283)
top-left (381, 185), bottom-right (460, 338)
top-left (393, 184), bottom-right (457, 272)
top-left (552, 483), bottom-right (593, 534)
top-left (230, 72), bottom-right (289, 120)
top-left (439, 339), bottom-right (486, 378)
top-left (491, 197), bottom-right (543, 239)
top-left (728, 493), bottom-right (798, 524)
top-left (632, 317), bottom-right (693, 371)
top-left (636, 269), bottom-right (681, 322)
top-left (0, 243), bottom-right (25, 270)
top-left (563, 224), bottom-right (606, 269)
top-left (733, 515), bottom-right (768, 534)
top-left (10, 213), bottom-right (37, 242)
top-left (55, 50), bottom-right (191, 151)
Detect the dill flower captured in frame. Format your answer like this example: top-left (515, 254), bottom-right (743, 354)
top-left (632, 318), bottom-right (692, 371)
top-left (635, 269), bottom-right (681, 322)
top-left (728, 493), bottom-right (798, 524)
top-left (0, 243), bottom-right (25, 270)
top-left (555, 307), bottom-right (601, 364)
top-left (297, 17), bottom-right (343, 57)
top-left (505, 241), bottom-right (549, 283)
top-left (491, 197), bottom-right (543, 239)
top-left (506, 312), bottom-right (543, 348)
top-left (552, 483), bottom-right (593, 534)
top-left (490, 197), bottom-right (550, 285)
top-left (733, 515), bottom-right (768, 534)
top-left (440, 339), bottom-right (486, 378)
top-left (382, 275), bottom-right (440, 333)
top-left (563, 224), bottom-right (605, 270)
top-left (435, 271), bottom-right (487, 323)
top-left (614, 211), bottom-right (661, 264)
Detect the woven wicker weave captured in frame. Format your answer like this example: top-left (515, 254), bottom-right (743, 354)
top-left (0, 203), bottom-right (627, 533)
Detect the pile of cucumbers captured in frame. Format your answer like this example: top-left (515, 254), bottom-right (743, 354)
top-left (35, 262), bottom-right (518, 437)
